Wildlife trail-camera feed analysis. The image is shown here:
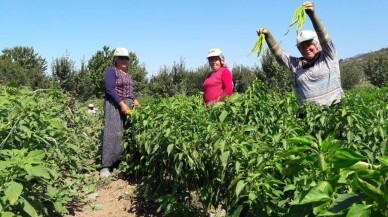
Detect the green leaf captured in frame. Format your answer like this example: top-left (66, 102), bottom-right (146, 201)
top-left (248, 192), bottom-right (256, 201)
top-left (0, 161), bottom-right (12, 171)
top-left (315, 181), bottom-right (333, 195)
top-left (377, 156), bottom-right (388, 166)
top-left (284, 184), bottom-right (296, 192)
top-left (232, 205), bottom-right (243, 217)
top-left (24, 165), bottom-right (50, 179)
top-left (346, 204), bottom-right (372, 217)
top-left (5, 181), bottom-right (23, 205)
top-left (334, 148), bottom-right (366, 161)
top-left (328, 193), bottom-right (364, 214)
top-left (54, 201), bottom-right (67, 213)
top-left (282, 144), bottom-right (313, 156)
top-left (21, 197), bottom-right (38, 217)
top-left (221, 151), bottom-right (230, 169)
top-left (331, 148), bottom-right (366, 168)
top-left (167, 144), bottom-right (174, 156)
top-left (228, 174), bottom-right (244, 189)
top-left (235, 161), bottom-right (241, 173)
top-left (286, 136), bottom-right (314, 146)
top-left (356, 176), bottom-right (384, 203)
top-left (0, 212), bottom-right (15, 217)
top-left (46, 185), bottom-right (58, 198)
top-left (244, 126), bottom-right (257, 132)
top-left (219, 110), bottom-right (228, 123)
top-left (235, 180), bottom-right (246, 197)
top-left (25, 150), bottom-right (45, 163)
top-left (291, 187), bottom-right (331, 205)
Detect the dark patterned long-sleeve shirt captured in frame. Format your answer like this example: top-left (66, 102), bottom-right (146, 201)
top-left (104, 67), bottom-right (136, 104)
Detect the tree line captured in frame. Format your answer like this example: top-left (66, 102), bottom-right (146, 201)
top-left (1, 46), bottom-right (387, 102)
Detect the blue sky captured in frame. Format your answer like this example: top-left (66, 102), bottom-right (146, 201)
top-left (1, 0), bottom-right (387, 77)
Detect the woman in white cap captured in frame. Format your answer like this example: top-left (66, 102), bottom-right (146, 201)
top-left (202, 48), bottom-right (234, 106)
top-left (257, 1), bottom-right (344, 118)
top-left (100, 47), bottom-right (139, 178)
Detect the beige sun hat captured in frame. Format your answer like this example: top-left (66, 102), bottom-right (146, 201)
top-left (207, 48), bottom-right (226, 59)
top-left (206, 48), bottom-right (228, 66)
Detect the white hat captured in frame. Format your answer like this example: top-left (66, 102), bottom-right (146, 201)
top-left (206, 48), bottom-right (224, 59)
top-left (88, 104), bottom-right (94, 108)
top-left (114, 47), bottom-right (129, 57)
top-left (296, 30), bottom-right (318, 45)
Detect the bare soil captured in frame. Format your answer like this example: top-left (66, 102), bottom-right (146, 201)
top-left (65, 178), bottom-right (136, 217)
top-left (64, 173), bottom-right (225, 217)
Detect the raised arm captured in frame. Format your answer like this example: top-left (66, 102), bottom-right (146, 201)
top-left (303, 1), bottom-right (331, 45)
top-left (256, 28), bottom-right (282, 59)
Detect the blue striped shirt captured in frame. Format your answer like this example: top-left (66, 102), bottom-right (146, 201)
top-left (279, 41), bottom-right (344, 106)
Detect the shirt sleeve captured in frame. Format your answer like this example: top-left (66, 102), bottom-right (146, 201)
top-left (221, 68), bottom-right (233, 96)
top-left (279, 51), bottom-right (301, 74)
top-left (104, 67), bottom-right (122, 104)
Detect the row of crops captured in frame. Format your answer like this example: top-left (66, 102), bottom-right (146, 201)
top-left (123, 80), bottom-right (387, 216)
top-left (0, 80), bottom-right (386, 217)
top-left (0, 86), bottom-right (102, 217)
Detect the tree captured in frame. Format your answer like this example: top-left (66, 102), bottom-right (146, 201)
top-left (148, 58), bottom-right (191, 97)
top-left (72, 58), bottom-right (95, 101)
top-left (1, 46), bottom-right (49, 89)
top-left (259, 51), bottom-right (294, 93)
top-left (363, 56), bottom-right (388, 87)
top-left (88, 46), bottom-right (112, 97)
top-left (51, 51), bottom-right (76, 94)
top-left (183, 64), bottom-right (209, 96)
top-left (340, 64), bottom-right (363, 89)
top-left (127, 52), bottom-right (148, 97)
top-left (148, 67), bottom-right (172, 98)
top-left (0, 57), bottom-right (28, 86)
top-left (232, 64), bottom-right (258, 93)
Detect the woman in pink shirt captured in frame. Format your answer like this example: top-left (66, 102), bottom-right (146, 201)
top-left (202, 48), bottom-right (234, 105)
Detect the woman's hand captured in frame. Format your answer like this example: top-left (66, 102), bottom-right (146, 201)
top-left (302, 1), bottom-right (314, 13)
top-left (256, 27), bottom-right (268, 36)
top-left (133, 99), bottom-right (140, 107)
top-left (118, 101), bottom-right (130, 115)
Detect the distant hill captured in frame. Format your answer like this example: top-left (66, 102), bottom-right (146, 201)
top-left (340, 47), bottom-right (388, 68)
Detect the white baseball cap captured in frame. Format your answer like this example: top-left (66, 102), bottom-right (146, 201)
top-left (206, 48), bottom-right (224, 59)
top-left (296, 30), bottom-right (318, 45)
top-left (114, 47), bottom-right (129, 57)
top-left (88, 104), bottom-right (94, 108)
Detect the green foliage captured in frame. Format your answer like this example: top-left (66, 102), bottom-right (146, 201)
top-left (340, 47), bottom-right (388, 88)
top-left (363, 56), bottom-right (388, 87)
top-left (232, 64), bottom-right (258, 93)
top-left (183, 64), bottom-right (209, 96)
top-left (0, 86), bottom-right (102, 216)
top-left (340, 64), bottom-right (364, 89)
top-left (88, 45), bottom-right (113, 98)
top-left (0, 46), bottom-right (49, 90)
top-left (71, 59), bottom-right (96, 101)
top-left (1, 46), bottom-right (47, 73)
top-left (284, 5), bottom-right (306, 35)
top-left (0, 58), bottom-right (29, 86)
top-left (127, 52), bottom-right (148, 96)
top-left (122, 81), bottom-right (387, 216)
top-left (249, 33), bottom-right (266, 58)
top-left (148, 59), bottom-right (208, 98)
top-left (259, 51), bottom-right (294, 93)
top-left (51, 51), bottom-right (77, 94)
